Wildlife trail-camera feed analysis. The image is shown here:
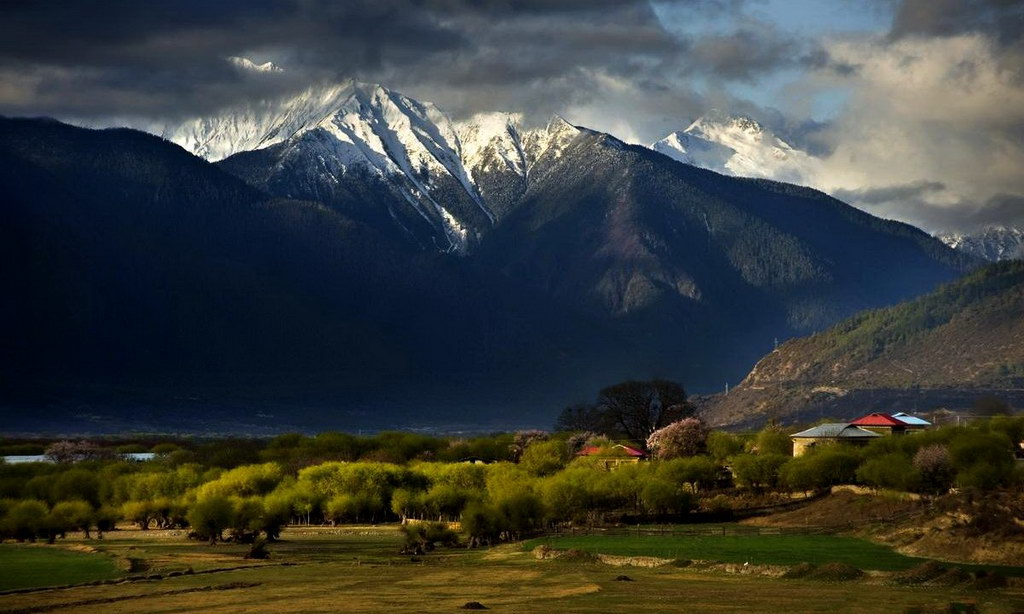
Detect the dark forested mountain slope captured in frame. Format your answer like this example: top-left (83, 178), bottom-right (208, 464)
top-left (474, 128), bottom-right (973, 386)
top-left (0, 116), bottom-right (976, 432)
top-left (0, 118), bottom-right (629, 431)
top-left (703, 260), bottom-right (1024, 427)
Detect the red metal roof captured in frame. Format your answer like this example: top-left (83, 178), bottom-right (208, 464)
top-left (577, 444), bottom-right (646, 457)
top-left (849, 413), bottom-right (907, 427)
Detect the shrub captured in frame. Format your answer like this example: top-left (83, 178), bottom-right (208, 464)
top-left (912, 445), bottom-right (953, 494)
top-left (400, 521), bottom-right (459, 553)
top-left (781, 563), bottom-right (817, 579)
top-left (804, 562), bottom-right (864, 582)
top-left (245, 536), bottom-right (271, 560)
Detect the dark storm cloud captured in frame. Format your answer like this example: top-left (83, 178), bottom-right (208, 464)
top-left (682, 22), bottom-right (800, 81)
top-left (837, 184), bottom-right (1024, 233)
top-left (888, 0), bottom-right (1024, 44)
top-left (833, 181), bottom-right (947, 206)
top-left (0, 0), bottom-right (799, 123)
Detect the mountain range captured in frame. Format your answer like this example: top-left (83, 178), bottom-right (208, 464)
top-left (0, 82), bottom-right (979, 432)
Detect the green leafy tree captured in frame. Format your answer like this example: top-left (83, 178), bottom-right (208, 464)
top-left (518, 439), bottom-right (569, 476)
top-left (856, 453), bottom-right (920, 492)
top-left (49, 500), bottom-right (95, 539)
top-left (640, 480), bottom-right (694, 515)
top-left (496, 492), bottom-right (545, 540)
top-left (3, 500), bottom-right (48, 542)
top-left (461, 502), bottom-right (506, 547)
top-left (706, 431), bottom-right (744, 462)
top-left (187, 495), bottom-right (234, 544)
top-left (94, 505), bottom-right (120, 538)
top-left (752, 427), bottom-right (792, 456)
top-left (731, 454), bottom-right (789, 491)
top-left (595, 379), bottom-right (694, 443)
top-left (657, 457), bottom-right (720, 493)
top-left (950, 432), bottom-right (1015, 489)
top-left (121, 500), bottom-right (155, 530)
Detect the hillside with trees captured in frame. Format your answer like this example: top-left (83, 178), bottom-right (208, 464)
top-left (703, 261), bottom-right (1024, 427)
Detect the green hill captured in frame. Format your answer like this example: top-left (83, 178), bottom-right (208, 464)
top-left (703, 261), bottom-right (1024, 426)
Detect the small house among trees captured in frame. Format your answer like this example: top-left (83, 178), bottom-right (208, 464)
top-left (890, 412), bottom-right (932, 431)
top-left (790, 423), bottom-right (880, 457)
top-left (849, 413), bottom-right (912, 435)
top-left (576, 443), bottom-right (646, 470)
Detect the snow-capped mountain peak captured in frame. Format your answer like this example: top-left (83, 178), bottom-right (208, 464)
top-left (456, 112), bottom-right (526, 177)
top-left (938, 226), bottom-right (1024, 262)
top-left (228, 56), bottom-right (284, 73)
top-left (159, 83), bottom-right (597, 253)
top-left (652, 111), bottom-right (818, 186)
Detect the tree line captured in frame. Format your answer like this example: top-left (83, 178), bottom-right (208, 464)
top-left (2, 412), bottom-right (1021, 549)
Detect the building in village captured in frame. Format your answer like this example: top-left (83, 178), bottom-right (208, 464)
top-left (789, 423), bottom-right (881, 457)
top-left (576, 444), bottom-right (646, 470)
top-left (789, 412), bottom-right (933, 457)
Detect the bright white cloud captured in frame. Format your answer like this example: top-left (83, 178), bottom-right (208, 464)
top-left (804, 33), bottom-right (1024, 231)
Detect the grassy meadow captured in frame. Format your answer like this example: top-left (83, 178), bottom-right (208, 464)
top-left (524, 532), bottom-right (925, 570)
top-left (2, 526), bottom-right (1024, 613)
top-left (0, 546), bottom-right (123, 591)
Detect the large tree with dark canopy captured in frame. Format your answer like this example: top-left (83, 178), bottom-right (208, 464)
top-left (557, 379), bottom-right (694, 445)
top-left (597, 379), bottom-right (694, 444)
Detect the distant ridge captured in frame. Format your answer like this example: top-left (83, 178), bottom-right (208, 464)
top-left (703, 260), bottom-right (1024, 427)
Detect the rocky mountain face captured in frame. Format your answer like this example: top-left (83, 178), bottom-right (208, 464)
top-left (938, 227), bottom-right (1024, 262)
top-left (701, 261), bottom-right (1024, 428)
top-left (163, 83), bottom-right (586, 253)
top-left (0, 83), bottom-right (980, 431)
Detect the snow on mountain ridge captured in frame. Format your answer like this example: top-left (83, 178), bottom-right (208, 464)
top-left (161, 82), bottom-right (589, 252)
top-left (938, 226), bottom-right (1024, 261)
top-left (652, 111), bottom-right (819, 186)
top-left (228, 56), bottom-right (283, 73)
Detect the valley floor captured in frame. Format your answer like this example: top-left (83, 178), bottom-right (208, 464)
top-left (2, 525), bottom-right (1023, 613)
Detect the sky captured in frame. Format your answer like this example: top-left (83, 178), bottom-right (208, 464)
top-left (1, 0), bottom-right (1021, 233)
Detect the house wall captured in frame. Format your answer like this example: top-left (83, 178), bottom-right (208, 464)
top-left (791, 437), bottom-right (873, 457)
top-left (858, 425), bottom-right (905, 436)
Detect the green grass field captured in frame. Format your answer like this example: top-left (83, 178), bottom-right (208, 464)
top-left (0, 546), bottom-right (123, 591)
top-left (524, 533), bottom-right (925, 570)
top-left (523, 530), bottom-right (1024, 577)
